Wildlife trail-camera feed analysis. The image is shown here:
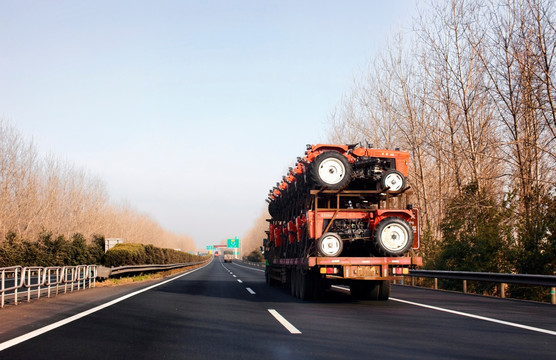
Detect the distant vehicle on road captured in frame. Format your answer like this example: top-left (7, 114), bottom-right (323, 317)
top-left (224, 254), bottom-right (233, 263)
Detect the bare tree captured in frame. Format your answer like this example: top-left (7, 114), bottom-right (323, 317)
top-left (0, 120), bottom-right (196, 252)
top-left (323, 0), bottom-right (555, 271)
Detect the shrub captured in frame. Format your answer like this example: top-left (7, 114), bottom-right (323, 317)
top-left (103, 243), bottom-right (146, 267)
top-left (246, 249), bottom-right (264, 263)
top-left (0, 232), bottom-right (208, 267)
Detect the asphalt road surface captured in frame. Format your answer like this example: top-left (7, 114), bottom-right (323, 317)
top-left (1, 259), bottom-right (555, 359)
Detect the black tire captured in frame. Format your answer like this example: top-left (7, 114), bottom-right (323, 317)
top-left (310, 151), bottom-right (352, 189)
top-left (295, 270), bottom-right (303, 299)
top-left (380, 169), bottom-right (406, 192)
top-left (268, 201), bottom-right (278, 218)
top-left (299, 272), bottom-right (307, 300)
top-left (373, 217), bottom-right (414, 256)
top-left (350, 281), bottom-right (380, 300)
top-left (378, 280), bottom-right (391, 301)
top-left (310, 272), bottom-right (323, 300)
top-left (266, 267), bottom-right (276, 286)
top-left (317, 232), bottom-right (344, 257)
top-left (298, 271), bottom-right (316, 301)
top-left (290, 270), bottom-right (297, 297)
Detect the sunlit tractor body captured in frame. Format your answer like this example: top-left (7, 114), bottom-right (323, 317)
top-left (302, 144), bottom-right (410, 191)
top-left (267, 189), bottom-right (420, 259)
top-left (267, 144), bottom-right (411, 221)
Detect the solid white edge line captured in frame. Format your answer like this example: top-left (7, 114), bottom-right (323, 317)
top-left (231, 262), bottom-right (265, 273)
top-left (246, 288), bottom-right (256, 295)
top-left (0, 260), bottom-right (212, 351)
top-left (390, 297), bottom-right (556, 336)
top-left (268, 309), bottom-right (301, 334)
top-left (334, 285), bottom-right (555, 336)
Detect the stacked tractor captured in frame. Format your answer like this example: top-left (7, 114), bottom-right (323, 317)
top-left (264, 144), bottom-right (422, 300)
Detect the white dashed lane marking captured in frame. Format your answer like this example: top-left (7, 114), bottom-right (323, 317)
top-left (268, 309), bottom-right (302, 334)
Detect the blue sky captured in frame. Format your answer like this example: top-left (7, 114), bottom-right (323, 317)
top-left (0, 0), bottom-right (419, 249)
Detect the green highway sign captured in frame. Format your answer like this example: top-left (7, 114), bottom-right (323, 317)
top-left (227, 237), bottom-right (239, 249)
top-left (206, 245), bottom-right (215, 250)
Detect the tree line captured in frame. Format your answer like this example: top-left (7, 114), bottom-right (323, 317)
top-left (328, 0), bottom-right (555, 298)
top-left (0, 120), bottom-right (195, 255)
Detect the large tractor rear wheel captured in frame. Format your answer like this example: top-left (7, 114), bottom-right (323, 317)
top-left (373, 217), bottom-right (413, 256)
top-left (311, 151), bottom-right (352, 189)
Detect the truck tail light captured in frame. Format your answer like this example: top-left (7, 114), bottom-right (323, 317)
top-left (320, 267), bottom-right (339, 274)
top-left (391, 267), bottom-right (408, 275)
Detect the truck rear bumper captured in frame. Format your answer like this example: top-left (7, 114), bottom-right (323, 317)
top-left (270, 256), bottom-right (422, 280)
top-left (272, 256), bottom-right (422, 267)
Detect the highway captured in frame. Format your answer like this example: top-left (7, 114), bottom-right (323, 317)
top-left (1, 258), bottom-right (555, 359)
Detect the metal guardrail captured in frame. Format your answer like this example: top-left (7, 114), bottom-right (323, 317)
top-left (406, 270), bottom-right (556, 304)
top-left (1, 261), bottom-right (207, 308)
top-left (99, 261), bottom-right (205, 278)
top-left (235, 260), bottom-right (265, 268)
top-left (1, 265), bottom-right (97, 308)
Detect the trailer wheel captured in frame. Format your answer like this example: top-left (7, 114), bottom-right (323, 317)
top-left (373, 217), bottom-right (413, 256)
top-left (311, 151), bottom-right (352, 189)
top-left (298, 272), bottom-right (307, 300)
top-left (299, 272), bottom-right (315, 300)
top-left (350, 281), bottom-right (380, 300)
top-left (290, 270), bottom-right (297, 297)
top-left (295, 271), bottom-right (302, 299)
top-left (309, 272), bottom-right (323, 300)
top-left (317, 232), bottom-right (344, 257)
top-left (266, 267), bottom-right (277, 286)
top-left (380, 169), bottom-right (406, 192)
top-left (378, 280), bottom-right (391, 300)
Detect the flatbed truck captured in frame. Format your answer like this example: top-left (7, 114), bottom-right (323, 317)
top-left (264, 144), bottom-right (422, 300)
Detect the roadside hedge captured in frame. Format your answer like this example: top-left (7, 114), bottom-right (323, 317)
top-left (0, 232), bottom-right (208, 267)
top-left (0, 231), bottom-right (104, 267)
top-left (100, 243), bottom-right (207, 267)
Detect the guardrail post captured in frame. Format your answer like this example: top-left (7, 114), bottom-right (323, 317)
top-left (37, 268), bottom-right (42, 300)
top-left (63, 267), bottom-right (68, 294)
top-left (500, 283), bottom-right (506, 298)
top-left (434, 278), bottom-right (438, 290)
top-left (56, 267), bottom-right (61, 295)
top-left (14, 269), bottom-right (18, 305)
top-left (463, 280), bottom-right (467, 294)
top-left (89, 266), bottom-right (97, 288)
top-left (26, 268), bottom-right (32, 303)
top-left (71, 267), bottom-right (75, 292)
top-left (551, 287), bottom-right (555, 305)
top-left (1, 269), bottom-right (4, 308)
top-left (411, 276), bottom-right (415, 287)
top-left (47, 268), bottom-right (51, 298)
